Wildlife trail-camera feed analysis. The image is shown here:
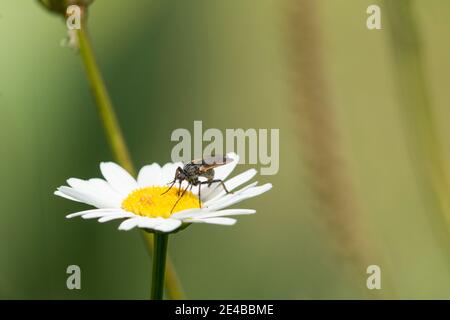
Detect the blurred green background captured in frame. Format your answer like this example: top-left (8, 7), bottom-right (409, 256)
top-left (1, 0), bottom-right (450, 299)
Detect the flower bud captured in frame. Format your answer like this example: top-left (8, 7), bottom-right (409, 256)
top-left (37, 0), bottom-right (94, 15)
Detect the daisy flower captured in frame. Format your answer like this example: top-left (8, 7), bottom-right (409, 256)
top-left (55, 153), bottom-right (272, 233)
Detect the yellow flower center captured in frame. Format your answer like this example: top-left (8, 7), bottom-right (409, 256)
top-left (121, 186), bottom-right (200, 218)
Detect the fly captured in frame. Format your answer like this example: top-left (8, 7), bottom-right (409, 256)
top-left (161, 155), bottom-right (233, 213)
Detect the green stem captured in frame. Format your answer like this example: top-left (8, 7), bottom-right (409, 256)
top-left (151, 233), bottom-right (169, 300)
top-left (76, 24), bottom-right (185, 300)
top-left (77, 26), bottom-right (134, 173)
top-left (384, 1), bottom-right (450, 241)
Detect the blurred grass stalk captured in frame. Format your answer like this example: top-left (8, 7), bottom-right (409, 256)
top-left (384, 1), bottom-right (450, 244)
top-left (286, 0), bottom-right (391, 297)
top-left (76, 25), bottom-right (184, 300)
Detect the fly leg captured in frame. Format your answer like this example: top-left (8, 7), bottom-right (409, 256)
top-left (197, 183), bottom-right (202, 208)
top-left (207, 179), bottom-right (231, 194)
top-left (177, 180), bottom-right (182, 196)
top-left (161, 167), bottom-right (183, 196)
top-left (170, 183), bottom-right (191, 213)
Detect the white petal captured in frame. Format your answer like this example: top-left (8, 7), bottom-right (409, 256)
top-left (202, 169), bottom-right (257, 202)
top-left (153, 219), bottom-right (182, 232)
top-left (119, 217), bottom-right (183, 233)
top-left (67, 178), bottom-right (90, 193)
top-left (213, 152), bottom-right (239, 181)
top-left (187, 209), bottom-right (255, 220)
top-left (66, 177), bottom-right (122, 207)
top-left (207, 183), bottom-right (272, 211)
top-left (225, 168), bottom-right (257, 190)
top-left (100, 162), bottom-right (138, 196)
top-left (169, 208), bottom-right (204, 220)
top-left (54, 190), bottom-right (81, 202)
top-left (189, 217), bottom-right (237, 225)
top-left (137, 163), bottom-right (162, 187)
top-left (66, 208), bottom-right (119, 219)
top-left (203, 181), bottom-right (258, 207)
top-left (81, 210), bottom-right (124, 219)
top-left (160, 162), bottom-right (183, 186)
top-left (136, 217), bottom-right (166, 229)
top-left (57, 186), bottom-right (117, 209)
top-left (118, 217), bottom-right (145, 231)
top-left (98, 212), bottom-right (136, 222)
top-left (87, 178), bottom-right (123, 205)
top-left (200, 153), bottom-right (240, 199)
top-left (241, 183), bottom-right (273, 197)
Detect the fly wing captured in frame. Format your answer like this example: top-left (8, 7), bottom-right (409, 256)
top-left (191, 155), bottom-right (232, 172)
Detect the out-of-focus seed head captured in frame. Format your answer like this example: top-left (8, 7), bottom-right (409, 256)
top-left (37, 0), bottom-right (94, 15)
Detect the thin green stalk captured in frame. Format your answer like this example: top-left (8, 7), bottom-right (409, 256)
top-left (151, 233), bottom-right (169, 300)
top-left (76, 26), bottom-right (134, 173)
top-left (76, 25), bottom-right (185, 300)
top-left (384, 1), bottom-right (450, 242)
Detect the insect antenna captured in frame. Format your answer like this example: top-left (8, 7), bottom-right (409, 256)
top-left (161, 179), bottom-right (176, 195)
